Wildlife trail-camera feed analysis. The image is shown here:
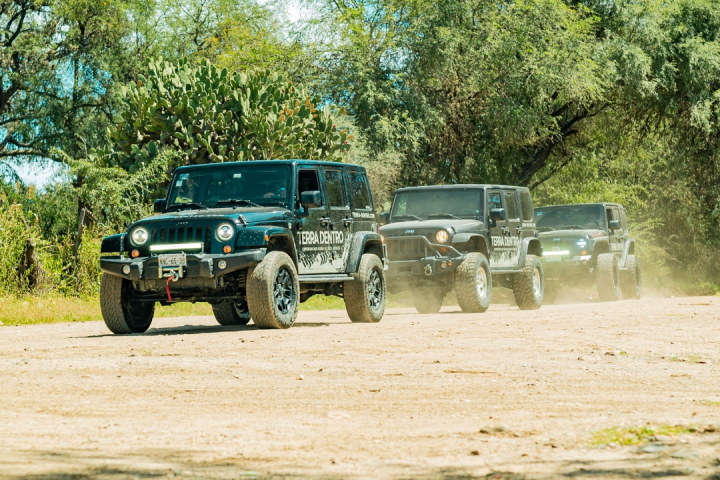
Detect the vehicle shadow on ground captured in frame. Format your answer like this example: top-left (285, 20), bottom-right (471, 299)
top-left (78, 321), bottom-right (335, 338)
top-left (5, 448), bottom-right (720, 480)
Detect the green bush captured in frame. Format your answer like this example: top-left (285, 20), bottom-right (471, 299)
top-left (102, 58), bottom-right (353, 172)
top-left (0, 200), bottom-right (43, 295)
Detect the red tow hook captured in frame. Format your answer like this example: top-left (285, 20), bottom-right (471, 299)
top-left (165, 272), bottom-right (178, 302)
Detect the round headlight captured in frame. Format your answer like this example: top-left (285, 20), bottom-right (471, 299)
top-left (576, 239), bottom-right (587, 248)
top-left (216, 223), bottom-right (234, 241)
top-left (131, 227), bottom-right (148, 246)
top-left (435, 230), bottom-right (449, 244)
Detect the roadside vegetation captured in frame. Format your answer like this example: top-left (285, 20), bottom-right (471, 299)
top-left (1, 0), bottom-right (720, 325)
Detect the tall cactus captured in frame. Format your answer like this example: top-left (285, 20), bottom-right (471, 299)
top-left (102, 59), bottom-right (353, 171)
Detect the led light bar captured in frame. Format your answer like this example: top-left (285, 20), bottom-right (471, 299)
top-left (543, 250), bottom-right (570, 256)
top-left (150, 242), bottom-right (203, 252)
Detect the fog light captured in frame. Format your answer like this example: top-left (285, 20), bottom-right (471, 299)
top-left (223, 245), bottom-right (232, 253)
top-left (122, 265), bottom-right (131, 275)
top-left (218, 260), bottom-right (227, 270)
top-left (441, 261), bottom-right (448, 269)
top-left (131, 249), bottom-right (140, 258)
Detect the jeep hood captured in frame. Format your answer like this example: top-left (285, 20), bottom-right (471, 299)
top-left (380, 219), bottom-right (484, 236)
top-left (130, 206), bottom-right (291, 230)
top-left (537, 228), bottom-right (605, 239)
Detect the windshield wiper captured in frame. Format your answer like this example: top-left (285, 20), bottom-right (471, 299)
top-left (214, 199), bottom-right (261, 208)
top-left (556, 225), bottom-right (587, 230)
top-left (392, 214), bottom-right (424, 222)
top-left (427, 213), bottom-right (461, 220)
top-left (167, 202), bottom-right (207, 211)
top-left (536, 226), bottom-right (555, 232)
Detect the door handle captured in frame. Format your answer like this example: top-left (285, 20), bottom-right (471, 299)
top-left (516, 227), bottom-right (523, 234)
top-left (319, 217), bottom-right (331, 226)
top-left (501, 227), bottom-right (510, 235)
top-left (343, 217), bottom-right (354, 227)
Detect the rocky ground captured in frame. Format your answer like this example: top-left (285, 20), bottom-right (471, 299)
top-left (1, 295), bottom-right (719, 480)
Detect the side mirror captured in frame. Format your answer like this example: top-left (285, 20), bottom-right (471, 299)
top-left (300, 190), bottom-right (323, 209)
top-left (609, 219), bottom-right (621, 231)
top-left (154, 199), bottom-right (165, 213)
top-left (490, 208), bottom-right (506, 222)
top-left (379, 212), bottom-right (390, 225)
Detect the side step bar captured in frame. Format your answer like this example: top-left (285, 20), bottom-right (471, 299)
top-left (298, 274), bottom-right (354, 283)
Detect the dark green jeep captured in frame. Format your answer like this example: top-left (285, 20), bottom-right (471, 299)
top-left (99, 160), bottom-right (386, 333)
top-left (534, 203), bottom-right (641, 302)
top-left (379, 185), bottom-right (545, 313)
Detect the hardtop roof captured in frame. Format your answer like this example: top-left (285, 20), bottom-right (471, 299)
top-left (394, 184), bottom-right (530, 193)
top-left (535, 202), bottom-right (624, 209)
top-left (173, 160), bottom-right (366, 172)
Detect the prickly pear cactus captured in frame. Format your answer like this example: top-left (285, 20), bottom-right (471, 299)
top-left (104, 59), bottom-right (353, 171)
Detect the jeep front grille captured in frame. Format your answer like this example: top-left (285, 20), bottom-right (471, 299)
top-left (386, 236), bottom-right (433, 260)
top-left (150, 225), bottom-right (213, 252)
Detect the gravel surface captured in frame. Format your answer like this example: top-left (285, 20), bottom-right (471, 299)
top-left (1, 296), bottom-right (719, 479)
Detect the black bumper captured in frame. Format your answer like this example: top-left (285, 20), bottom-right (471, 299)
top-left (541, 255), bottom-right (594, 279)
top-left (100, 249), bottom-right (266, 281)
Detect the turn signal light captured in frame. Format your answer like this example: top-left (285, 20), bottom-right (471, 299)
top-left (581, 250), bottom-right (587, 255)
top-left (223, 245), bottom-right (232, 253)
top-left (131, 249), bottom-right (140, 258)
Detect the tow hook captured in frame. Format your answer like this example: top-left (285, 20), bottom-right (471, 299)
top-left (424, 264), bottom-right (433, 276)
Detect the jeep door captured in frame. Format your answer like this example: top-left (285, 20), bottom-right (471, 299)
top-left (346, 169), bottom-right (374, 232)
top-left (486, 189), bottom-right (512, 268)
top-left (502, 190), bottom-right (523, 268)
top-left (296, 167), bottom-right (334, 274)
top-left (609, 206), bottom-right (624, 256)
top-left (321, 167), bottom-right (352, 272)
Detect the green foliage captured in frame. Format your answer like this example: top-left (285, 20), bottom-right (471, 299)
top-left (102, 58), bottom-right (352, 171)
top-left (591, 425), bottom-right (692, 446)
top-left (0, 202), bottom-right (41, 295)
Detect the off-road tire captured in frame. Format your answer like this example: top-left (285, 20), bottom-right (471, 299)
top-left (412, 288), bottom-right (444, 314)
top-left (100, 273), bottom-right (155, 334)
top-left (454, 252), bottom-right (492, 313)
top-left (212, 300), bottom-right (251, 326)
top-left (513, 255), bottom-right (544, 310)
top-left (596, 253), bottom-right (620, 301)
top-left (620, 255), bottom-right (641, 300)
top-left (246, 251), bottom-right (299, 329)
top-left (344, 254), bottom-right (386, 323)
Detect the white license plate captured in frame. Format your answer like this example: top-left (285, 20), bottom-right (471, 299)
top-left (546, 256), bottom-right (561, 262)
top-left (158, 254), bottom-right (187, 267)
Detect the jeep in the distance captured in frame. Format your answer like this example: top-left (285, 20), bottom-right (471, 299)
top-left (99, 160), bottom-right (386, 333)
top-left (533, 203), bottom-right (641, 302)
top-left (379, 185), bottom-right (544, 313)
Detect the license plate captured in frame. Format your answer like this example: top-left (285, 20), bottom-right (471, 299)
top-left (546, 256), bottom-right (560, 262)
top-left (158, 253), bottom-right (187, 267)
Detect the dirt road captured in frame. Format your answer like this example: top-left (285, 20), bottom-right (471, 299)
top-left (1, 296), bottom-right (719, 480)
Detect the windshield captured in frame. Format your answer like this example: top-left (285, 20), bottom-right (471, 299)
top-left (390, 189), bottom-right (483, 221)
top-left (168, 165), bottom-right (291, 209)
top-left (534, 205), bottom-right (605, 230)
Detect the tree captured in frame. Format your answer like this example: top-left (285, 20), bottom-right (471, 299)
top-left (100, 58), bottom-right (353, 171)
top-left (0, 0), bottom-right (132, 169)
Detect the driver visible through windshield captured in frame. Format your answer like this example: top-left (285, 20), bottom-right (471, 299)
top-left (391, 189), bottom-right (482, 221)
top-left (534, 205), bottom-right (605, 231)
top-left (168, 165), bottom-right (291, 210)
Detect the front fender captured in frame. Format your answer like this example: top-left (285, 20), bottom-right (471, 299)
top-left (518, 237), bottom-right (542, 266)
top-left (101, 233), bottom-right (126, 253)
top-left (622, 239), bottom-right (635, 266)
top-left (236, 226), bottom-right (297, 265)
top-left (346, 232), bottom-right (384, 274)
